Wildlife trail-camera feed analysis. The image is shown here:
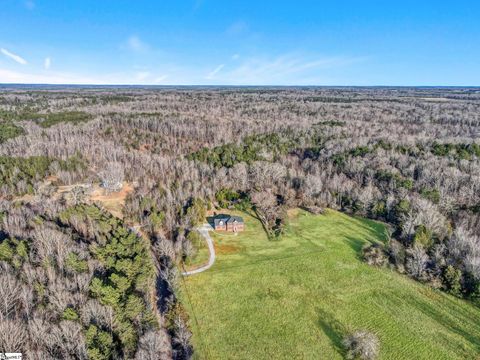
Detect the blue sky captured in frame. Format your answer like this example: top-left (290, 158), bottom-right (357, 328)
top-left (0, 0), bottom-right (479, 85)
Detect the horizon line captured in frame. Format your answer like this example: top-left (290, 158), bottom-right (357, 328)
top-left (1, 83), bottom-right (480, 89)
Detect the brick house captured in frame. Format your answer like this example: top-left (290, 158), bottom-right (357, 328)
top-left (213, 215), bottom-right (245, 232)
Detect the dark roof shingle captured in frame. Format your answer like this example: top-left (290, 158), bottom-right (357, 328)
top-left (213, 215), bottom-right (244, 226)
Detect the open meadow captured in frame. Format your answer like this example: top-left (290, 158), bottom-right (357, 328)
top-left (182, 210), bottom-right (480, 360)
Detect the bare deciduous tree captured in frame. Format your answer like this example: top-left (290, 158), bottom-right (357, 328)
top-left (135, 330), bottom-right (172, 360)
top-left (99, 161), bottom-right (124, 193)
top-left (406, 245), bottom-right (429, 280)
top-left (0, 320), bottom-right (27, 353)
top-left (0, 273), bottom-right (21, 319)
top-left (173, 316), bottom-right (193, 359)
top-left (251, 190), bottom-right (279, 234)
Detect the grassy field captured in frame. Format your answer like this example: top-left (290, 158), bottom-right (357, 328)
top-left (181, 209), bottom-right (480, 360)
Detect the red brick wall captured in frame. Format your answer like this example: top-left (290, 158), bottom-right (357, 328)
top-left (226, 223), bottom-right (245, 232)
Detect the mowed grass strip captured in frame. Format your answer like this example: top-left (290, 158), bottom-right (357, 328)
top-left (181, 209), bottom-right (480, 360)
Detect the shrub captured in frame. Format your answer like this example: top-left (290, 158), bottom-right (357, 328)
top-left (371, 201), bottom-right (387, 219)
top-left (362, 243), bottom-right (387, 267)
top-left (442, 265), bottom-right (462, 297)
top-left (0, 240), bottom-right (14, 262)
top-left (148, 210), bottom-right (165, 230)
top-left (65, 252), bottom-right (88, 273)
top-left (392, 199), bottom-right (410, 224)
top-left (0, 238), bottom-right (29, 266)
top-left (343, 330), bottom-right (380, 360)
top-left (420, 188), bottom-right (440, 204)
top-left (349, 146), bottom-right (371, 157)
top-left (413, 225), bottom-right (434, 249)
top-left (62, 307), bottom-right (80, 321)
top-left (463, 272), bottom-right (480, 302)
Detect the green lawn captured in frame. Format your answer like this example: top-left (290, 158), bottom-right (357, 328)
top-left (184, 232), bottom-right (209, 270)
top-left (181, 209), bottom-right (480, 360)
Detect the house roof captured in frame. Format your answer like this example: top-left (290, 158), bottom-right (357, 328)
top-left (213, 217), bottom-right (228, 227)
top-left (213, 215), bottom-right (244, 226)
top-left (226, 215), bottom-right (244, 224)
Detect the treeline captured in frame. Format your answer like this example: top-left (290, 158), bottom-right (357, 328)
top-left (0, 109), bottom-right (92, 128)
top-left (333, 140), bottom-right (480, 166)
top-left (186, 132), bottom-right (310, 168)
top-left (0, 121), bottom-right (25, 143)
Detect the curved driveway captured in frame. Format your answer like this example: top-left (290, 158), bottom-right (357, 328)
top-left (182, 224), bottom-right (215, 276)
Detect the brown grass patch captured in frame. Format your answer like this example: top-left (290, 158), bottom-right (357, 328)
top-left (287, 208), bottom-right (300, 219)
top-left (215, 243), bottom-right (241, 255)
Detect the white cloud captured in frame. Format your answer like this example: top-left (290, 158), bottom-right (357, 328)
top-left (125, 36), bottom-right (149, 52)
top-left (215, 54), bottom-right (368, 85)
top-left (44, 57), bottom-right (51, 70)
top-left (205, 64), bottom-right (224, 79)
top-left (1, 48), bottom-right (28, 65)
top-left (0, 67), bottom-right (171, 85)
top-left (0, 68), bottom-right (107, 84)
top-left (0, 52), bottom-right (366, 85)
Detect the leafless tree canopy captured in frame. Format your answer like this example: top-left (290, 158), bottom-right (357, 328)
top-left (0, 87), bottom-right (479, 358)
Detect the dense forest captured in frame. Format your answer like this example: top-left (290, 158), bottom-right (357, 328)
top-left (0, 86), bottom-right (479, 359)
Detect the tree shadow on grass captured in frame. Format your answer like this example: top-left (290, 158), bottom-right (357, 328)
top-left (343, 235), bottom-right (378, 262)
top-left (342, 216), bottom-right (389, 261)
top-left (344, 236), bottom-right (366, 252)
top-left (317, 308), bottom-right (347, 358)
top-left (348, 214), bottom-right (390, 242)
